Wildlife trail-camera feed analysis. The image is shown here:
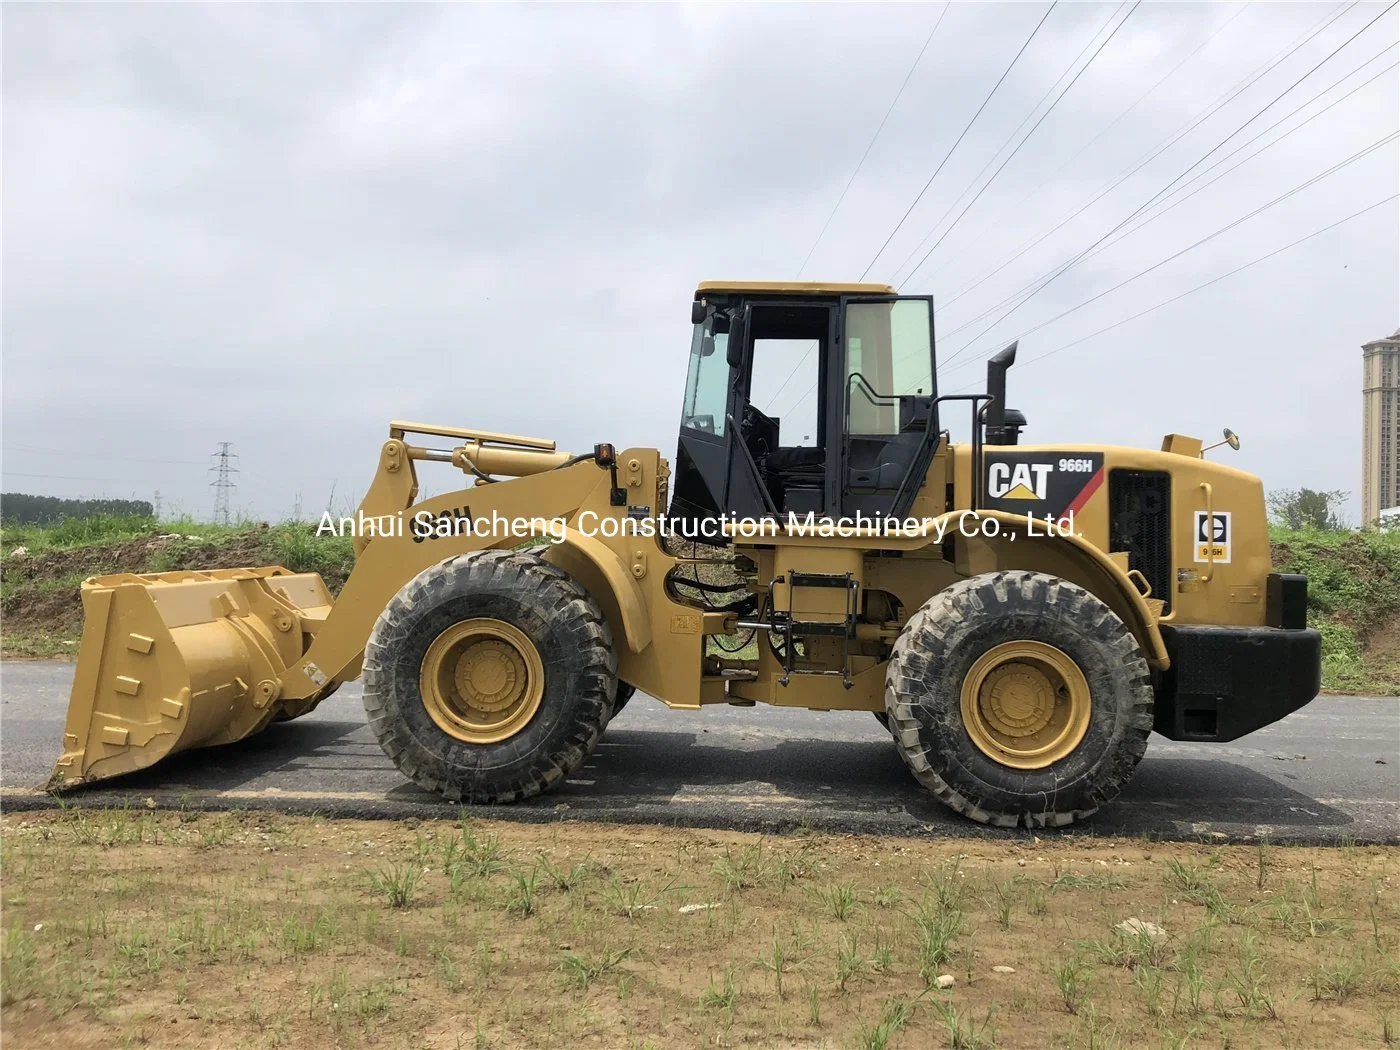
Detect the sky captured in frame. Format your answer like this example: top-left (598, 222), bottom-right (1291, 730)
top-left (4, 2), bottom-right (1397, 524)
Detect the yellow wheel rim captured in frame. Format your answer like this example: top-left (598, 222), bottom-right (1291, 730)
top-left (959, 640), bottom-right (1091, 769)
top-left (420, 619), bottom-right (544, 744)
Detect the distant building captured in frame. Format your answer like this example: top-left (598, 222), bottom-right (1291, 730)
top-left (1362, 328), bottom-right (1400, 526)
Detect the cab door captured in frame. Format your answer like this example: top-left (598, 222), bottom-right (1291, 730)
top-left (838, 295), bottom-right (938, 519)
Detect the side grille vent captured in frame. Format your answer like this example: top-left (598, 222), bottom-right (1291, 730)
top-left (1109, 470), bottom-right (1172, 613)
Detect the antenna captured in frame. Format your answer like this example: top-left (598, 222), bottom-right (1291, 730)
top-left (210, 442), bottom-right (239, 525)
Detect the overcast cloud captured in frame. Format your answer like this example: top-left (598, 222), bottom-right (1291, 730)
top-left (3, 2), bottom-right (1396, 523)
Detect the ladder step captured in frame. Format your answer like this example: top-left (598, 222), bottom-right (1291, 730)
top-left (788, 571), bottom-right (857, 589)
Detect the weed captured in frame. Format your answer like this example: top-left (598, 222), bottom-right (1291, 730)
top-left (773, 844), bottom-right (818, 884)
top-left (933, 1000), bottom-right (999, 1050)
top-left (1228, 933), bottom-right (1278, 1020)
top-left (757, 930), bottom-right (811, 1000)
top-left (988, 877), bottom-right (1016, 931)
top-left (1025, 880), bottom-right (1049, 916)
top-left (1164, 858), bottom-right (1226, 917)
top-left (868, 930), bottom-right (894, 974)
top-left (857, 997), bottom-right (913, 1050)
top-left (452, 825), bottom-right (506, 882)
top-left (1056, 951), bottom-right (1092, 1014)
top-left (821, 883), bottom-right (857, 921)
top-left (561, 946), bottom-right (632, 990)
top-left (503, 868), bottom-right (540, 918)
top-left (1, 924), bottom-right (36, 1005)
top-left (715, 843), bottom-right (767, 892)
top-left (806, 984), bottom-right (821, 1026)
top-left (1135, 964), bottom-right (1165, 1019)
top-left (366, 863), bottom-right (422, 909)
top-left (537, 854), bottom-right (589, 892)
top-left (913, 892), bottom-right (964, 987)
top-left (1089, 925), bottom-right (1169, 970)
top-left (699, 964), bottom-right (739, 1014)
top-left (872, 885), bottom-right (902, 909)
top-left (1309, 954), bottom-right (1363, 1004)
top-left (606, 874), bottom-right (671, 919)
top-left (1053, 871), bottom-right (1126, 893)
top-left (836, 936), bottom-right (865, 990)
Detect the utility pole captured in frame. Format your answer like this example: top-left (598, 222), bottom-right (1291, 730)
top-left (153, 490), bottom-right (162, 521)
top-left (210, 442), bottom-right (239, 526)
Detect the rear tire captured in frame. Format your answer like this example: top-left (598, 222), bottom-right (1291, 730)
top-left (886, 570), bottom-right (1152, 828)
top-left (362, 549), bottom-right (616, 803)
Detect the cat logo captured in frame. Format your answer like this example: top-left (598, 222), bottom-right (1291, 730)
top-left (987, 461), bottom-right (1051, 500)
top-left (983, 451), bottom-right (1104, 521)
top-left (1193, 510), bottom-right (1232, 564)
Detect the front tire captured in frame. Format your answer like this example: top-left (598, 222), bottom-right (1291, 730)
top-left (362, 549), bottom-right (616, 803)
top-left (886, 570), bottom-right (1152, 828)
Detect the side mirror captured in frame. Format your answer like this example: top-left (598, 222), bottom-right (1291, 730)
top-left (1224, 428), bottom-right (1240, 450)
top-left (691, 300), bottom-right (707, 325)
top-left (725, 306), bottom-right (748, 370)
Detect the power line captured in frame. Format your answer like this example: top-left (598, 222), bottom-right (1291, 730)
top-left (858, 2), bottom-right (1060, 281)
top-left (931, 1), bottom-right (1360, 334)
top-left (934, 48), bottom-right (1398, 366)
top-left (929, 1), bottom-right (1256, 301)
top-left (2, 470), bottom-right (163, 483)
top-left (945, 193), bottom-right (1398, 388)
top-left (937, 130), bottom-right (1396, 373)
top-left (771, 2), bottom-right (1059, 410)
top-left (795, 3), bottom-right (951, 278)
top-left (4, 444), bottom-right (209, 466)
top-left (1119, 42), bottom-right (1397, 231)
top-left (774, 3), bottom-right (1139, 420)
top-left (937, 0), bottom-right (1395, 373)
top-left (903, 2), bottom-right (1180, 292)
top-left (997, 48), bottom-right (1400, 321)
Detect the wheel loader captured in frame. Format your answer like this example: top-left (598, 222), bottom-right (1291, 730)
top-left (50, 282), bottom-right (1322, 827)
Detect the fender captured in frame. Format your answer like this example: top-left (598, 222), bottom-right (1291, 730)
top-left (543, 529), bottom-right (653, 655)
top-left (953, 509), bottom-right (1169, 670)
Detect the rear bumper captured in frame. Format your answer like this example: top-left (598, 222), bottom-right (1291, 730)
top-left (1153, 623), bottom-right (1322, 742)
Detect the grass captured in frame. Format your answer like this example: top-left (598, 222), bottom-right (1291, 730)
top-left (1270, 525), bottom-right (1400, 693)
top-left (1, 811), bottom-right (1397, 1048)
top-left (1, 514), bottom-right (356, 656)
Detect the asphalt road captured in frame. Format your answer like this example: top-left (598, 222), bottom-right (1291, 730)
top-left (2, 661), bottom-right (1396, 843)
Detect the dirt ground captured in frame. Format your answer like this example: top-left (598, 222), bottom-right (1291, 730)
top-left (1, 810), bottom-right (1397, 1050)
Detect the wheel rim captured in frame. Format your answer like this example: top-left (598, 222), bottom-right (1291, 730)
top-left (959, 640), bottom-right (1091, 769)
top-left (420, 618), bottom-right (544, 744)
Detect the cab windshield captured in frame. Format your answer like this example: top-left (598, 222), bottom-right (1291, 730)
top-left (681, 314), bottom-right (730, 437)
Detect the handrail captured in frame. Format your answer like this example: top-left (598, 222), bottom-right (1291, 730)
top-left (930, 394), bottom-right (992, 510)
top-left (1199, 482), bottom-right (1216, 584)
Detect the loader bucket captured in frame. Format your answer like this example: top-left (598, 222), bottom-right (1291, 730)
top-left (49, 566), bottom-right (335, 789)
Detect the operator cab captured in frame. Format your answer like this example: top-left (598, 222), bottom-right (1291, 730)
top-left (670, 282), bottom-right (940, 535)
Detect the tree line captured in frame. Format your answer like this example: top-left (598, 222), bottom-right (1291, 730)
top-left (1, 493), bottom-right (154, 525)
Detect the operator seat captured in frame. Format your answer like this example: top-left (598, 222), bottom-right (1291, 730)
top-left (762, 446), bottom-right (825, 514)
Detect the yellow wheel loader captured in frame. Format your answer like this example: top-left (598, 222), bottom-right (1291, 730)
top-left (51, 282), bottom-right (1322, 828)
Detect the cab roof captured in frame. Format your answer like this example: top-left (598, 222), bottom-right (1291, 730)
top-left (695, 281), bottom-right (897, 297)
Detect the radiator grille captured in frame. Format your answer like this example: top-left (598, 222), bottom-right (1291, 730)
top-left (1109, 470), bottom-right (1172, 613)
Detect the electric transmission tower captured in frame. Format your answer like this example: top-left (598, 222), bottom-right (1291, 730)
top-left (210, 442), bottom-right (239, 525)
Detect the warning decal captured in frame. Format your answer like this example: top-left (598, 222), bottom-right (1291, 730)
top-left (1193, 510), bottom-right (1231, 564)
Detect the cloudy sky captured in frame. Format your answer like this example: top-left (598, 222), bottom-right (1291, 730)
top-left (4, 2), bottom-right (1397, 523)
